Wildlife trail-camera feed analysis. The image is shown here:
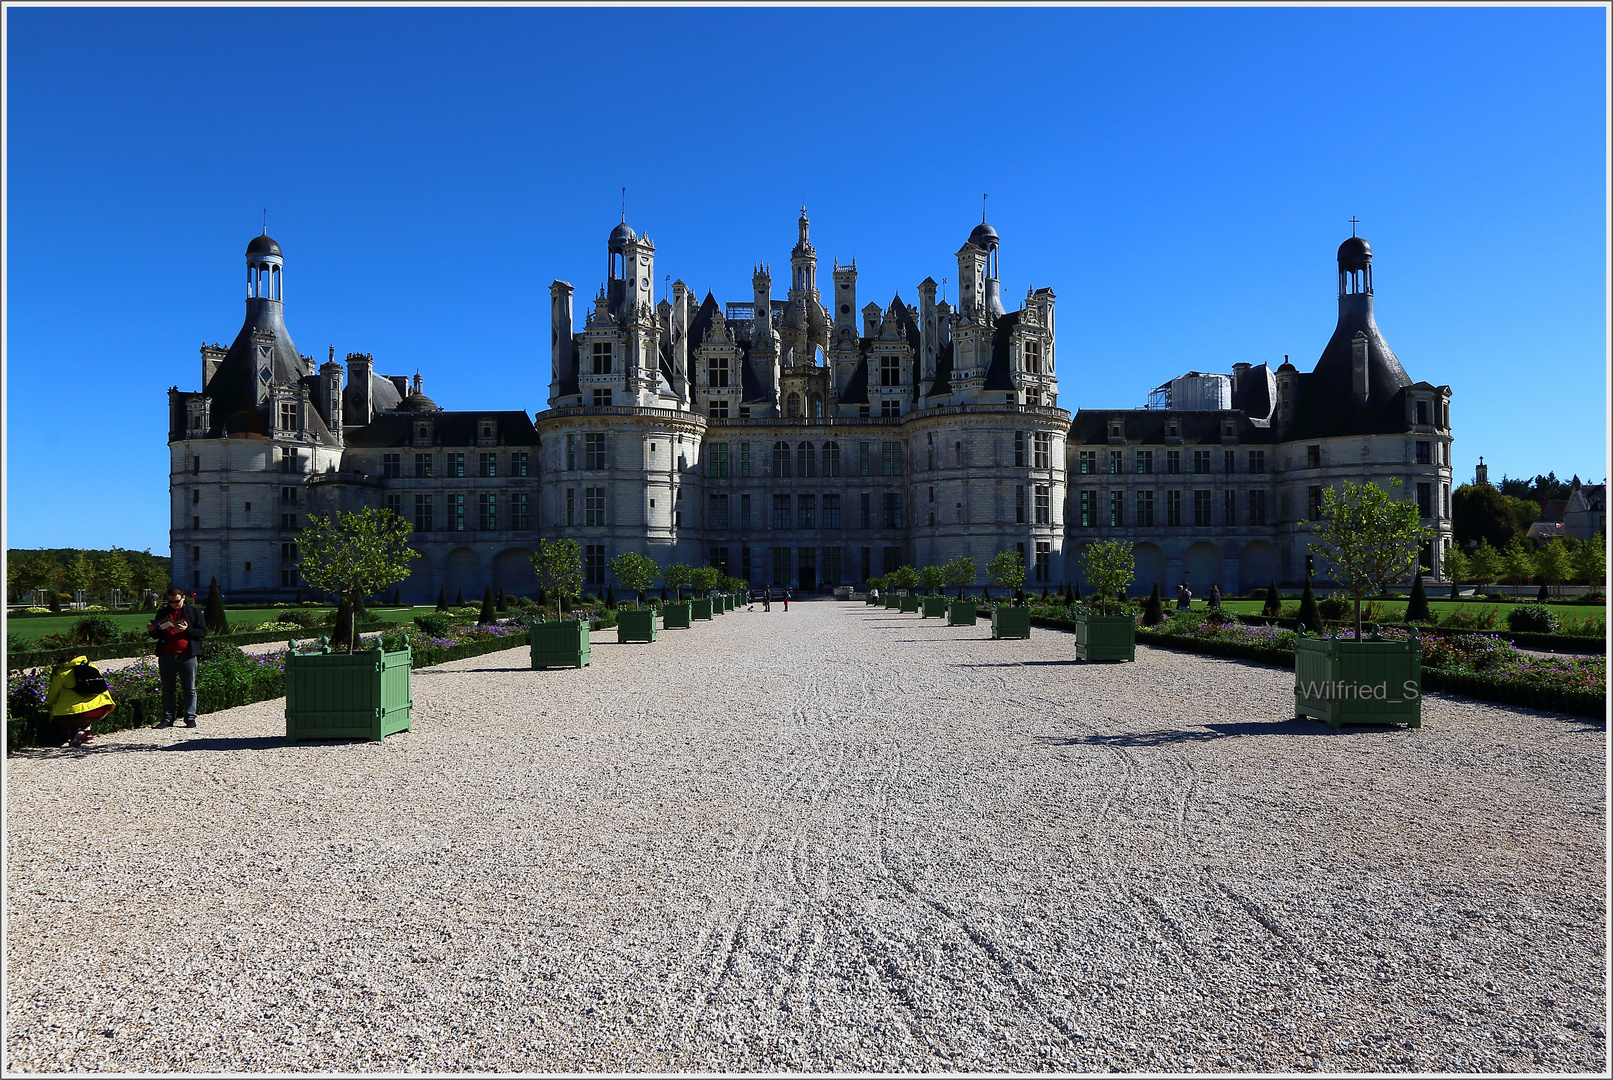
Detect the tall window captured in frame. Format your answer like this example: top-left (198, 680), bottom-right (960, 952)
top-left (1307, 445), bottom-right (1322, 469)
top-left (566, 434), bottom-right (576, 470)
top-left (1110, 491), bottom-right (1124, 527)
top-left (797, 442), bottom-right (816, 478)
top-left (710, 443), bottom-right (730, 477)
top-left (772, 441), bottom-right (791, 478)
top-left (772, 548), bottom-right (792, 587)
top-left (773, 494), bottom-right (791, 529)
top-left (882, 546), bottom-right (902, 576)
top-left (823, 546), bottom-right (841, 586)
top-left (709, 354), bottom-right (729, 387)
top-left (739, 442), bottom-right (751, 477)
top-left (583, 486), bottom-right (606, 526)
top-left (511, 493), bottom-right (529, 531)
top-left (585, 433), bottom-right (606, 469)
top-left (880, 354), bottom-right (901, 386)
top-left (478, 493), bottom-right (498, 531)
top-left (881, 442), bottom-right (902, 476)
top-left (859, 443), bottom-right (871, 476)
top-left (824, 494), bottom-right (842, 529)
top-left (479, 453), bottom-right (497, 478)
top-left (592, 341), bottom-right (612, 375)
top-left (1194, 489), bottom-right (1212, 527)
top-left (1417, 482), bottom-right (1433, 518)
top-left (1248, 450), bottom-right (1265, 473)
top-left (799, 495), bottom-right (816, 529)
top-left (710, 493), bottom-right (730, 529)
top-left (740, 493), bottom-right (752, 529)
top-left (1308, 485), bottom-right (1323, 520)
top-left (1136, 490), bottom-right (1155, 526)
top-left (882, 492), bottom-right (902, 528)
top-left (860, 492), bottom-right (871, 529)
top-left (1078, 490), bottom-right (1096, 527)
top-left (821, 441), bottom-right (842, 477)
top-left (1225, 489), bottom-right (1237, 525)
top-left (1024, 340), bottom-right (1042, 375)
top-left (1416, 441), bottom-right (1432, 465)
top-left (1035, 485), bottom-right (1051, 525)
top-left (447, 452), bottom-right (465, 478)
top-left (565, 489), bottom-right (575, 526)
top-left (861, 547), bottom-right (872, 582)
top-left (1034, 541), bottom-right (1050, 582)
top-left (448, 493), bottom-right (465, 532)
top-left (1015, 432), bottom-right (1026, 467)
top-left (1248, 489), bottom-right (1267, 526)
top-left (279, 402), bottom-right (298, 431)
top-left (512, 452), bottom-right (530, 477)
top-left (1442, 483), bottom-right (1450, 519)
top-left (1166, 450), bottom-right (1181, 475)
top-left (1078, 451), bottom-right (1096, 475)
top-left (1136, 450), bottom-right (1154, 475)
top-left (1224, 450), bottom-right (1236, 475)
top-left (1109, 450), bottom-right (1123, 475)
top-left (742, 547), bottom-right (752, 582)
top-left (1166, 490), bottom-right (1182, 527)
top-left (1193, 450), bottom-right (1211, 474)
top-left (1016, 486), bottom-right (1026, 524)
top-left (382, 453), bottom-right (401, 478)
top-left (585, 545), bottom-right (605, 586)
top-left (1033, 433), bottom-right (1050, 469)
top-left (413, 494), bottom-right (433, 532)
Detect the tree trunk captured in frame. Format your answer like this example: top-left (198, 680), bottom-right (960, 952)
top-left (1354, 593), bottom-right (1363, 641)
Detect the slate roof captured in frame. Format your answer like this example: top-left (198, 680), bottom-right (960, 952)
top-left (840, 357), bottom-right (870, 405)
top-left (1068, 409), bottom-right (1279, 446)
top-left (200, 297), bottom-right (338, 445)
top-left (1231, 363), bottom-right (1275, 421)
top-left (1285, 300), bottom-right (1414, 440)
top-left (927, 340), bottom-right (955, 397)
top-left (344, 410), bottom-right (540, 448)
top-left (982, 311), bottom-right (1020, 392)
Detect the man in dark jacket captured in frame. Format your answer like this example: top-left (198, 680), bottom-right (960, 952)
top-left (148, 586), bottom-right (207, 727)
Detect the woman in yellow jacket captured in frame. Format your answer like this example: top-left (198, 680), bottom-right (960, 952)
top-left (45, 652), bottom-right (116, 747)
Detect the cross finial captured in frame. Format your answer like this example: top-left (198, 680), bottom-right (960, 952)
top-left (942, 276), bottom-right (948, 302)
top-left (1349, 215), bottom-right (1359, 236)
top-left (982, 193), bottom-right (988, 222)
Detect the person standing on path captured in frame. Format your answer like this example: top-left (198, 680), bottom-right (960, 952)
top-left (1209, 583), bottom-right (1222, 609)
top-left (782, 590), bottom-right (789, 612)
top-left (148, 587), bottom-right (206, 727)
top-left (762, 588), bottom-right (771, 612)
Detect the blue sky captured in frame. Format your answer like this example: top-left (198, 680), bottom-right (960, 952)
top-left (5, 4), bottom-right (1606, 553)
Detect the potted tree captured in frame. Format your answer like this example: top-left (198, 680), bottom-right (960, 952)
top-left (662, 562), bottom-right (694, 628)
top-left (1073, 540), bottom-right (1136, 661)
top-left (1296, 479), bottom-right (1428, 728)
top-left (610, 551), bottom-right (661, 643)
top-left (986, 551), bottom-right (1031, 639)
top-left (528, 538), bottom-right (590, 668)
top-left (920, 564), bottom-right (949, 618)
top-left (944, 555), bottom-right (979, 625)
top-left (889, 565), bottom-right (921, 612)
top-left (690, 566), bottom-right (720, 620)
top-left (286, 507), bottom-right (417, 742)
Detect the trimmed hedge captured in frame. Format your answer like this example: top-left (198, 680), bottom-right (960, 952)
top-left (1030, 616), bottom-right (1606, 720)
top-left (6, 631), bottom-right (531, 753)
top-left (5, 624), bottom-right (392, 672)
top-left (1227, 614), bottom-right (1603, 655)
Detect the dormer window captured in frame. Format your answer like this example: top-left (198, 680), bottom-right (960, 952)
top-left (1166, 422), bottom-right (1180, 438)
top-left (1109, 423), bottom-right (1123, 439)
top-left (1415, 399), bottom-right (1429, 426)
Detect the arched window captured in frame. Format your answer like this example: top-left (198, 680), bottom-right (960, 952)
top-left (797, 441), bottom-right (816, 478)
top-left (821, 440), bottom-right (842, 477)
top-left (772, 440), bottom-right (791, 477)
top-left (786, 393), bottom-right (801, 418)
top-left (809, 394), bottom-right (823, 418)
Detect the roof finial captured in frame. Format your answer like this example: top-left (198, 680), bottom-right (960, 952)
top-left (621, 187), bottom-right (626, 224)
top-left (982, 193), bottom-right (988, 223)
top-left (262, 208), bottom-right (267, 235)
top-left (1349, 215), bottom-right (1359, 237)
top-left (941, 276), bottom-right (948, 303)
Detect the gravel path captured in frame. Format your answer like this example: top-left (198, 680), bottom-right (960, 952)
top-left (5, 601), bottom-right (1605, 1072)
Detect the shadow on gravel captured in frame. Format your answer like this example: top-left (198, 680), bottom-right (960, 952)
top-left (418, 666), bottom-right (536, 674)
top-left (954, 660), bottom-right (1084, 667)
top-left (1040, 718), bottom-right (1342, 747)
top-left (69, 735), bottom-right (297, 754)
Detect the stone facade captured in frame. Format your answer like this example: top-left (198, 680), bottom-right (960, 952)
top-left (167, 220), bottom-right (1450, 603)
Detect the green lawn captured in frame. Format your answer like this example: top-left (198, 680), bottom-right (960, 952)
top-left (6, 606), bottom-right (435, 645)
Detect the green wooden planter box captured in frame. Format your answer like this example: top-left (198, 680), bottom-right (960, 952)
top-left (948, 600), bottom-right (978, 626)
top-left (663, 601), bottom-right (692, 629)
top-left (530, 619), bottom-right (590, 668)
top-left (1294, 633), bottom-right (1422, 728)
top-left (285, 646), bottom-right (413, 743)
top-left (1073, 611), bottom-right (1136, 661)
top-left (690, 598), bottom-right (713, 620)
top-left (884, 594), bottom-right (900, 609)
top-left (899, 595), bottom-right (920, 613)
top-left (725, 594), bottom-right (735, 611)
top-left (617, 608), bottom-right (658, 643)
top-left (922, 596), bottom-right (949, 619)
top-left (992, 605), bottom-right (1032, 639)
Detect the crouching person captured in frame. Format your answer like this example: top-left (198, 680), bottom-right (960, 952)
top-left (46, 652), bottom-right (116, 747)
top-left (148, 586), bottom-right (207, 728)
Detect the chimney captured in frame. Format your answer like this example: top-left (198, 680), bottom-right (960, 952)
top-left (549, 280), bottom-right (575, 407)
top-left (1475, 457), bottom-right (1489, 487)
top-left (346, 351), bottom-right (374, 426)
top-left (1231, 361), bottom-right (1250, 390)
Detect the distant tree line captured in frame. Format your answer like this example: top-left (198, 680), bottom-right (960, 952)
top-left (6, 548), bottom-right (171, 605)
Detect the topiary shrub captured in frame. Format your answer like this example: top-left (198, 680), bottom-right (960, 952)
top-left (436, 585), bottom-right (449, 611)
top-left (204, 577), bottom-right (230, 635)
top-left (414, 612), bottom-right (455, 637)
top-left (1317, 593), bottom-right (1350, 622)
top-left (1297, 577), bottom-right (1323, 634)
top-left (1507, 604), bottom-right (1559, 634)
top-left (1404, 573), bottom-right (1432, 623)
top-left (69, 615), bottom-right (123, 646)
top-left (1262, 579), bottom-right (1283, 617)
top-left (1141, 583), bottom-right (1165, 626)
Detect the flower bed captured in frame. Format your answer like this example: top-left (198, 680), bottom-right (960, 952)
top-left (6, 621), bottom-right (530, 752)
top-left (1030, 607), bottom-right (1605, 719)
top-left (5, 624), bottom-right (393, 672)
